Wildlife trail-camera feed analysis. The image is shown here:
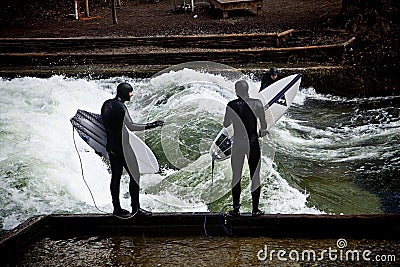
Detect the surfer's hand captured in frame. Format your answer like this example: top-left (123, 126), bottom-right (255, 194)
top-left (146, 120), bottom-right (164, 129)
top-left (259, 129), bottom-right (268, 137)
top-left (154, 120), bottom-right (164, 127)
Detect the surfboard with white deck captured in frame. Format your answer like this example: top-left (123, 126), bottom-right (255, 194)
top-left (70, 109), bottom-right (159, 174)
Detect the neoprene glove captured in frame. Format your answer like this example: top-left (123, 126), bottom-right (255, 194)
top-left (145, 120), bottom-right (164, 129)
top-left (259, 129), bottom-right (268, 138)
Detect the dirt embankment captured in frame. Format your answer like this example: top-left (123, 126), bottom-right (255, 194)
top-left (0, 0), bottom-right (342, 38)
top-left (0, 0), bottom-right (398, 96)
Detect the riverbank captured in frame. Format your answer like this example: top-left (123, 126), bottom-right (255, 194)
top-left (0, 0), bottom-right (342, 37)
top-left (0, 0), bottom-right (398, 96)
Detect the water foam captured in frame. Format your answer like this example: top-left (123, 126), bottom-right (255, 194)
top-left (0, 72), bottom-right (322, 230)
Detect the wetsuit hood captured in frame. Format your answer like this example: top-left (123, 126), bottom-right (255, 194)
top-left (116, 83), bottom-right (133, 102)
top-left (235, 80), bottom-right (249, 98)
top-left (270, 67), bottom-right (278, 75)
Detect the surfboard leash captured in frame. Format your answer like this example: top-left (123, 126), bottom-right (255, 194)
top-left (204, 157), bottom-right (214, 237)
top-left (72, 126), bottom-right (108, 215)
top-left (72, 126), bottom-right (144, 220)
top-left (203, 157), bottom-right (230, 237)
top-left (208, 157), bottom-right (215, 211)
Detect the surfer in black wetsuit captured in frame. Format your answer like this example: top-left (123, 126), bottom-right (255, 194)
top-left (259, 67), bottom-right (285, 92)
top-left (223, 80), bottom-right (268, 217)
top-left (101, 83), bottom-right (164, 217)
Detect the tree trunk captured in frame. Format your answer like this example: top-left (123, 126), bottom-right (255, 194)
top-left (74, 0), bottom-right (80, 19)
top-left (85, 0), bottom-right (90, 17)
top-left (112, 0), bottom-right (118, 24)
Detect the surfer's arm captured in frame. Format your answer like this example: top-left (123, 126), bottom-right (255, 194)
top-left (124, 112), bottom-right (164, 131)
top-left (123, 111), bottom-right (147, 131)
top-left (223, 105), bottom-right (232, 128)
top-left (257, 100), bottom-right (268, 137)
top-left (259, 73), bottom-right (269, 92)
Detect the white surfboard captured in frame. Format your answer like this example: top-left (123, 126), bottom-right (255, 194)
top-left (259, 74), bottom-right (302, 130)
top-left (209, 125), bottom-right (234, 162)
top-left (210, 74), bottom-right (302, 162)
top-left (126, 126), bottom-right (159, 174)
top-left (71, 109), bottom-right (159, 174)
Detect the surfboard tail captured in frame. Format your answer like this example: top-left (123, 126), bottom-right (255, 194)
top-left (70, 109), bottom-right (160, 174)
top-left (70, 109), bottom-right (109, 159)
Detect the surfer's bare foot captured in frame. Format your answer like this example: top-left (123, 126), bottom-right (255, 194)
top-left (113, 208), bottom-right (131, 218)
top-left (252, 209), bottom-right (264, 217)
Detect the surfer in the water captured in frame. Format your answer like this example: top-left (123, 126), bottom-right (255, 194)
top-left (101, 83), bottom-right (164, 217)
top-left (259, 66), bottom-right (285, 92)
top-left (223, 80), bottom-right (268, 217)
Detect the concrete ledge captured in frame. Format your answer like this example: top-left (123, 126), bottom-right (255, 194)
top-left (0, 31), bottom-right (294, 53)
top-left (0, 39), bottom-right (354, 67)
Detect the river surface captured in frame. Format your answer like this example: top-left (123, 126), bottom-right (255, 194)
top-left (14, 236), bottom-right (400, 266)
top-left (0, 62), bottom-right (399, 231)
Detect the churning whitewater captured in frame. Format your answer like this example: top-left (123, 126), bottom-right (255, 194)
top-left (0, 66), bottom-right (399, 230)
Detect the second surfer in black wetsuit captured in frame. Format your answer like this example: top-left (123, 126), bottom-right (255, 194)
top-left (101, 83), bottom-right (164, 217)
top-left (259, 66), bottom-right (285, 92)
top-left (223, 80), bottom-right (268, 217)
